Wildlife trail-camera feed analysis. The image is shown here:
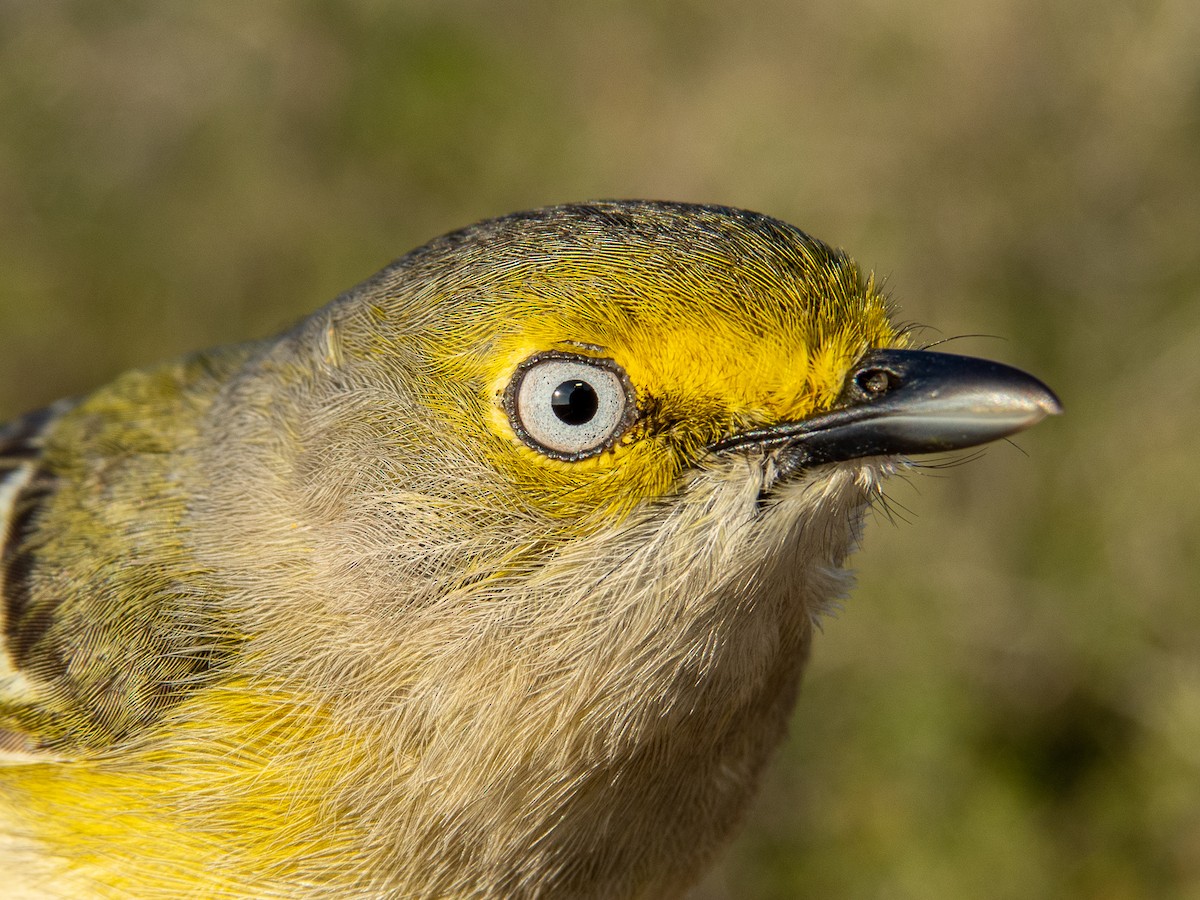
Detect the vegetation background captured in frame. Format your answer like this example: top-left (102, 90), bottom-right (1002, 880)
top-left (1, 1), bottom-right (1196, 897)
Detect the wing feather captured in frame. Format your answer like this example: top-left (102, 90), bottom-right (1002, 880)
top-left (0, 402), bottom-right (75, 760)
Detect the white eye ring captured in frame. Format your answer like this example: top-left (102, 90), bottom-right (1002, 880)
top-left (504, 352), bottom-right (637, 460)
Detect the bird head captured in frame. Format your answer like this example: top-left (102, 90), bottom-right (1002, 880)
top-left (183, 200), bottom-right (1060, 896)
top-left (207, 200), bottom-right (1061, 688)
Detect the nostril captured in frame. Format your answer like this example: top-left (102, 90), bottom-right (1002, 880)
top-left (855, 367), bottom-right (897, 396)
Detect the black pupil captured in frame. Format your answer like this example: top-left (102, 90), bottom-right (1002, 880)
top-left (551, 380), bottom-right (599, 425)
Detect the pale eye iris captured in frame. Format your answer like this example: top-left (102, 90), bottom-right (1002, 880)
top-left (505, 353), bottom-right (636, 460)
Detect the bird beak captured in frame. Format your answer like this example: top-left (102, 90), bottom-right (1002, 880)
top-left (711, 349), bottom-right (1062, 468)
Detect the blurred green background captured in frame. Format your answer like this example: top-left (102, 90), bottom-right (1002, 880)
top-left (1, 1), bottom-right (1197, 897)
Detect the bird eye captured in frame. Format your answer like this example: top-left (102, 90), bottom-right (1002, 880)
top-left (504, 352), bottom-right (637, 460)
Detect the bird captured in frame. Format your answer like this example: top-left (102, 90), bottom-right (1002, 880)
top-left (0, 201), bottom-right (1060, 899)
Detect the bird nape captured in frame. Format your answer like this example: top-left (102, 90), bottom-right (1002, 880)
top-left (0, 201), bottom-right (1060, 899)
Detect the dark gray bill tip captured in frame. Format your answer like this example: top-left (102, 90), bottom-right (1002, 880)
top-left (711, 348), bottom-right (1061, 467)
